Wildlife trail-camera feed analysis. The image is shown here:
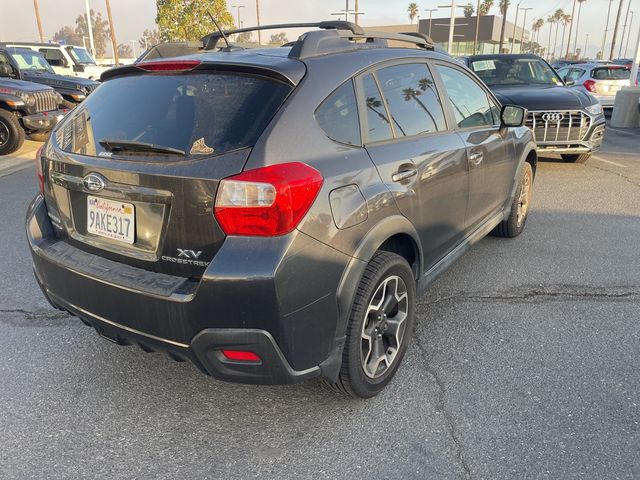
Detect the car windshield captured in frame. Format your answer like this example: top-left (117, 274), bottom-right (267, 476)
top-left (55, 71), bottom-right (292, 160)
top-left (66, 46), bottom-right (96, 65)
top-left (10, 49), bottom-right (54, 73)
top-left (470, 57), bottom-right (563, 86)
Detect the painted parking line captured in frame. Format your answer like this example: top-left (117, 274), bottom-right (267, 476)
top-left (591, 156), bottom-right (629, 168)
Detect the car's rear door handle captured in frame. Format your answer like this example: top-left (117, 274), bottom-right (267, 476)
top-left (392, 168), bottom-right (418, 182)
top-left (469, 151), bottom-right (484, 166)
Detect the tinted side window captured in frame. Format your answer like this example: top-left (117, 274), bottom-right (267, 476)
top-left (567, 68), bottom-right (585, 81)
top-left (39, 48), bottom-right (65, 66)
top-left (376, 63), bottom-right (447, 137)
top-left (436, 65), bottom-right (494, 129)
top-left (315, 81), bottom-right (361, 146)
top-left (361, 73), bottom-right (393, 143)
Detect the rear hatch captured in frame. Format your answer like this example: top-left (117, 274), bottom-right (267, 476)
top-left (43, 60), bottom-right (296, 279)
top-left (591, 66), bottom-right (631, 96)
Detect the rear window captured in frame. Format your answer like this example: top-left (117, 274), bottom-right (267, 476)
top-left (54, 72), bottom-right (292, 159)
top-left (591, 67), bottom-right (630, 80)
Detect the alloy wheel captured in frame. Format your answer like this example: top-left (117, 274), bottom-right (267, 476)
top-left (516, 170), bottom-right (532, 227)
top-left (0, 121), bottom-right (9, 147)
top-left (361, 275), bottom-right (409, 379)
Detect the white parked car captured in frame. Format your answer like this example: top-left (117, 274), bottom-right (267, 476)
top-left (557, 63), bottom-right (633, 109)
top-left (1, 42), bottom-right (109, 80)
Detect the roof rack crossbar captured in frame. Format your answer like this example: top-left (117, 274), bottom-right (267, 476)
top-left (202, 21), bottom-right (364, 50)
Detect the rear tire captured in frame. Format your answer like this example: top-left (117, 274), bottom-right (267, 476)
top-left (0, 109), bottom-right (25, 156)
top-left (329, 251), bottom-right (416, 398)
top-left (492, 162), bottom-right (533, 238)
top-left (561, 153), bottom-right (591, 164)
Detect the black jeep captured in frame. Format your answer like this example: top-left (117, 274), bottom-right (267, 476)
top-left (0, 47), bottom-right (99, 107)
top-left (0, 62), bottom-right (67, 155)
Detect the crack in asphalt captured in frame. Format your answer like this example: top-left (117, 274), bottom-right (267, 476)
top-left (0, 308), bottom-right (71, 326)
top-left (420, 284), bottom-right (640, 307)
top-left (414, 334), bottom-right (472, 480)
top-left (587, 163), bottom-right (640, 189)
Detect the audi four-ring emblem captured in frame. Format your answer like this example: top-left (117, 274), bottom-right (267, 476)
top-left (542, 113), bottom-right (564, 122)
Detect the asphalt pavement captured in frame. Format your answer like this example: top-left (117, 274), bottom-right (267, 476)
top-left (0, 129), bottom-right (639, 479)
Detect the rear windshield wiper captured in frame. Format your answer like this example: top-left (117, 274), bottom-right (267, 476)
top-left (99, 139), bottom-right (185, 156)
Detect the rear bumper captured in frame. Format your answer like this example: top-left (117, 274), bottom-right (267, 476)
top-left (535, 117), bottom-right (606, 155)
top-left (27, 195), bottom-right (352, 385)
top-left (593, 95), bottom-right (617, 108)
top-left (21, 109), bottom-right (66, 132)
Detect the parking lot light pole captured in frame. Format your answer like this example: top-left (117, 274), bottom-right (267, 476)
top-left (584, 33), bottom-right (589, 59)
top-left (232, 5), bottom-right (245, 30)
top-left (520, 7), bottom-right (533, 53)
top-left (425, 8), bottom-right (438, 38)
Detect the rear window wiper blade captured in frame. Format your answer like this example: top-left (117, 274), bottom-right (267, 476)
top-left (99, 139), bottom-right (185, 156)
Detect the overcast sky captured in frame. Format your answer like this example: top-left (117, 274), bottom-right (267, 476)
top-left (1, 0), bottom-right (638, 59)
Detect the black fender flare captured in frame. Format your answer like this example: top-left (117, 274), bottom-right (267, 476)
top-left (321, 215), bottom-right (423, 380)
top-left (503, 139), bottom-right (537, 219)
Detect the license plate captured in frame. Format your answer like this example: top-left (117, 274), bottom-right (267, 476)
top-left (87, 196), bottom-right (135, 244)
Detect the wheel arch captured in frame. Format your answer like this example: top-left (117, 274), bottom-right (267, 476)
top-left (525, 147), bottom-right (538, 178)
top-left (324, 216), bottom-right (423, 382)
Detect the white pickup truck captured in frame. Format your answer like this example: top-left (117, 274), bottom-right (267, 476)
top-left (1, 42), bottom-right (109, 80)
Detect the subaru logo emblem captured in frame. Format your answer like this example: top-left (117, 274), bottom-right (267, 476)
top-left (542, 112), bottom-right (564, 122)
top-left (83, 173), bottom-right (106, 192)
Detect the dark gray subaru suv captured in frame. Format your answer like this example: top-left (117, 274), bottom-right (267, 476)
top-left (27, 22), bottom-right (536, 398)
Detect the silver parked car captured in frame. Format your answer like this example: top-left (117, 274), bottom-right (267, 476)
top-left (557, 64), bottom-right (632, 109)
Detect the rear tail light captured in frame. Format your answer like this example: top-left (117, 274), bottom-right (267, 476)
top-left (584, 79), bottom-right (597, 93)
top-left (221, 350), bottom-right (262, 363)
top-left (138, 60), bottom-right (201, 72)
top-left (35, 145), bottom-right (44, 194)
top-left (214, 162), bottom-right (323, 236)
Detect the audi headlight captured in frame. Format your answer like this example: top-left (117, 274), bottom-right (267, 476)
top-left (585, 103), bottom-right (603, 116)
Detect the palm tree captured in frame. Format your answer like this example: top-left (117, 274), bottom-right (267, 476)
top-left (478, 0), bottom-right (494, 15)
top-left (534, 18), bottom-right (544, 45)
top-left (552, 9), bottom-right (564, 60)
top-left (464, 4), bottom-right (474, 18)
top-left (573, 0), bottom-right (587, 58)
top-left (402, 86), bottom-right (439, 128)
top-left (547, 14), bottom-right (556, 61)
top-left (532, 18), bottom-right (545, 53)
top-left (408, 3), bottom-right (419, 24)
top-left (560, 14), bottom-right (572, 59)
top-left (498, 0), bottom-right (510, 52)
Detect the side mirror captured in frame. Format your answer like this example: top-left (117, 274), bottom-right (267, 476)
top-left (73, 64), bottom-right (85, 73)
top-left (0, 64), bottom-right (13, 77)
top-left (563, 76), bottom-right (576, 86)
top-left (501, 104), bottom-right (527, 128)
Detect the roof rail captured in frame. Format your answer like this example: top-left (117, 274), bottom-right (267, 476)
top-left (201, 21), bottom-right (364, 50)
top-left (289, 29), bottom-right (434, 59)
